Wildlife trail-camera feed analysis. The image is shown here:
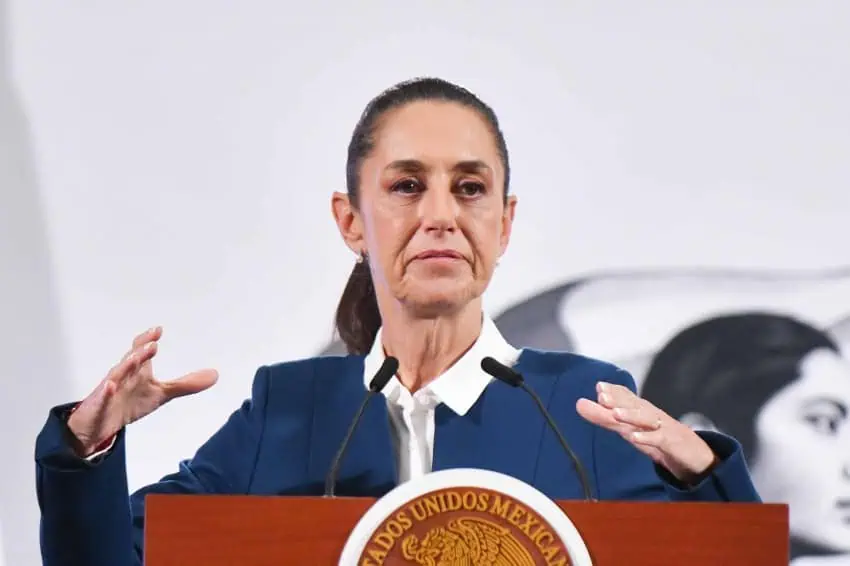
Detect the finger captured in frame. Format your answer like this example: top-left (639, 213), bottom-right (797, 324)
top-left (579, 397), bottom-right (658, 438)
top-left (578, 398), bottom-right (666, 461)
top-left (613, 406), bottom-right (663, 431)
top-left (162, 369), bottom-right (219, 401)
top-left (596, 382), bottom-right (640, 409)
top-left (108, 342), bottom-right (158, 384)
top-left (628, 427), bottom-right (666, 448)
top-left (132, 326), bottom-right (162, 349)
top-left (576, 398), bottom-right (622, 430)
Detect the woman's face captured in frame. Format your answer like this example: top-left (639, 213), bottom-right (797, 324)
top-left (335, 100), bottom-right (515, 318)
top-left (751, 348), bottom-right (850, 550)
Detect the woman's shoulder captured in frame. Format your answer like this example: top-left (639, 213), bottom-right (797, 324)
top-left (258, 353), bottom-right (365, 384)
top-left (262, 353), bottom-right (363, 375)
top-left (239, 354), bottom-right (367, 405)
top-left (517, 348), bottom-right (636, 390)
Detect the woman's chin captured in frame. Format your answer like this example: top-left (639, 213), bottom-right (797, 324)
top-left (401, 285), bottom-right (480, 318)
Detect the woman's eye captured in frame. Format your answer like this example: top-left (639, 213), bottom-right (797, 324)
top-left (457, 182), bottom-right (485, 197)
top-left (391, 179), bottom-right (422, 194)
top-left (803, 413), bottom-right (841, 435)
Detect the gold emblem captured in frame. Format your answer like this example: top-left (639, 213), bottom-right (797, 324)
top-left (356, 487), bottom-right (573, 566)
top-left (401, 516), bottom-right (534, 566)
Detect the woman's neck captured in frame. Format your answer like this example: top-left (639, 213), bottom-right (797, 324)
top-left (379, 301), bottom-right (483, 393)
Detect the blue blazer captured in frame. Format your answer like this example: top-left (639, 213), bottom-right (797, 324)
top-left (34, 349), bottom-right (760, 566)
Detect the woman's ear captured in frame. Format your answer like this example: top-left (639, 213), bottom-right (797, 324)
top-left (499, 195), bottom-right (518, 256)
top-left (678, 411), bottom-right (720, 433)
top-left (331, 192), bottom-right (364, 254)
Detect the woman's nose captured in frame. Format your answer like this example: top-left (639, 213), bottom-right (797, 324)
top-left (420, 185), bottom-right (458, 232)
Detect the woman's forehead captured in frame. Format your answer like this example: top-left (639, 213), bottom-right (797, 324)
top-left (369, 101), bottom-right (502, 167)
top-left (794, 348), bottom-right (850, 395)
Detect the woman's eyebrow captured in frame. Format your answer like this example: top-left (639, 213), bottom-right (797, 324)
top-left (801, 397), bottom-right (847, 418)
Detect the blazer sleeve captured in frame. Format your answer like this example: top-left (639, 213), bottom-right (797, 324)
top-left (592, 368), bottom-right (761, 503)
top-left (34, 366), bottom-right (272, 566)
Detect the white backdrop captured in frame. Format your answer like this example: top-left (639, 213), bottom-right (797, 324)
top-left (2, 2), bottom-right (849, 565)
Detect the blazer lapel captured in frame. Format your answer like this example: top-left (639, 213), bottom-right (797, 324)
top-left (432, 352), bottom-right (554, 487)
top-left (307, 356), bottom-right (397, 496)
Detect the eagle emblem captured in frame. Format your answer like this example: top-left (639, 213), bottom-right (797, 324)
top-left (400, 516), bottom-right (535, 566)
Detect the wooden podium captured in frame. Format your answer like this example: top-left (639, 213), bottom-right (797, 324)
top-left (144, 494), bottom-right (788, 565)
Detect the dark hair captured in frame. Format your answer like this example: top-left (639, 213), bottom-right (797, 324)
top-left (640, 312), bottom-right (838, 462)
top-left (334, 77), bottom-right (511, 355)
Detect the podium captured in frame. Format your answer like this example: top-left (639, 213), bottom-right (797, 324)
top-left (144, 494), bottom-right (788, 565)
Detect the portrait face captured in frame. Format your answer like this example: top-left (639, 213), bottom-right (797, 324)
top-left (750, 348), bottom-right (850, 550)
top-left (335, 100), bottom-right (516, 318)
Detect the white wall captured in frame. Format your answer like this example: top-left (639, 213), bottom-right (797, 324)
top-left (2, 1), bottom-right (849, 564)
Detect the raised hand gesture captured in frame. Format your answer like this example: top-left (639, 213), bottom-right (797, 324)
top-left (66, 326), bottom-right (218, 457)
top-left (577, 381), bottom-right (717, 484)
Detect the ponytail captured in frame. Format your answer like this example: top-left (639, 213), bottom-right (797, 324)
top-left (334, 257), bottom-right (381, 355)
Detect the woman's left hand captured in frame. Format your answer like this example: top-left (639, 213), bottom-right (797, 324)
top-left (576, 380), bottom-right (717, 484)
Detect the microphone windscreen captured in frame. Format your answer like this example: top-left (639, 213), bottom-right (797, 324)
top-left (480, 357), bottom-right (523, 387)
top-left (368, 356), bottom-right (399, 392)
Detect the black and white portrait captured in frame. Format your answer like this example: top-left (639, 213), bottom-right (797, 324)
top-left (492, 269), bottom-right (850, 564)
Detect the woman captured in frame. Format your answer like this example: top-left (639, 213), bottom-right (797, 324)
top-left (34, 77), bottom-right (760, 566)
top-left (641, 312), bottom-right (850, 564)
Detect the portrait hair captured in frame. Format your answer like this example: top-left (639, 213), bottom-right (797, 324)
top-left (640, 311), bottom-right (839, 462)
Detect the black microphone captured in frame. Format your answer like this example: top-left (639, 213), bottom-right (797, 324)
top-left (324, 356), bottom-right (399, 497)
top-left (481, 356), bottom-right (595, 501)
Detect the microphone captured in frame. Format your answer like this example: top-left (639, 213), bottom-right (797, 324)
top-left (324, 356), bottom-right (399, 497)
top-left (481, 356), bottom-right (595, 501)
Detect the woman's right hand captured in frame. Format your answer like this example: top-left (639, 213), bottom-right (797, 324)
top-left (66, 326), bottom-right (219, 457)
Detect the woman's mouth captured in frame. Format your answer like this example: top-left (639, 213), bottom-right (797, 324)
top-left (413, 249), bottom-right (464, 261)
